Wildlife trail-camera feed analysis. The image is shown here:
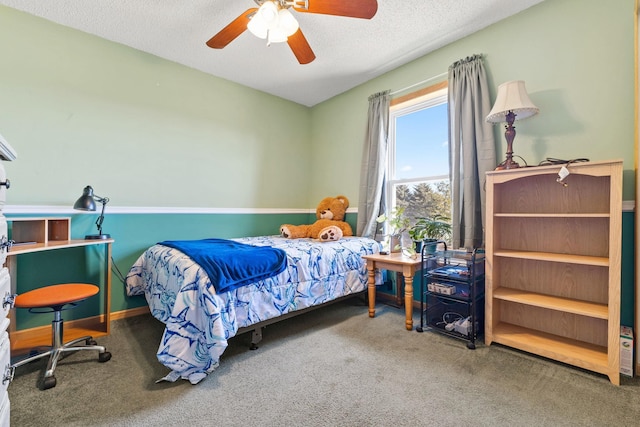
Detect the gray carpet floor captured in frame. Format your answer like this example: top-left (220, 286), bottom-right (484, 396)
top-left (8, 299), bottom-right (640, 426)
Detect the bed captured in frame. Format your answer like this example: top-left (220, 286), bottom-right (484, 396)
top-left (125, 235), bottom-right (381, 384)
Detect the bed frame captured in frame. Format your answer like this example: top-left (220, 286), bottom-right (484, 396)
top-left (238, 291), bottom-right (367, 350)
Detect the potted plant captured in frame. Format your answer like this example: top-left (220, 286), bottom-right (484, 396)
top-left (408, 221), bottom-right (428, 243)
top-left (376, 206), bottom-right (410, 253)
top-left (409, 214), bottom-right (452, 254)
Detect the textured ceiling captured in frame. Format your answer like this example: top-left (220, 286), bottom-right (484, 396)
top-left (0, 0), bottom-right (544, 107)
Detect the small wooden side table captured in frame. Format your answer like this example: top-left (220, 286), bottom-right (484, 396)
top-left (362, 252), bottom-right (422, 331)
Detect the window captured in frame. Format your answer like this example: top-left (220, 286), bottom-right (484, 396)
top-left (386, 84), bottom-right (451, 242)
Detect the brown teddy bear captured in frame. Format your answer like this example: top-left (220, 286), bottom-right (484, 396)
top-left (280, 195), bottom-right (353, 242)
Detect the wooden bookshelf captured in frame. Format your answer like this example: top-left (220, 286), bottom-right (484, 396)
top-left (485, 160), bottom-right (622, 385)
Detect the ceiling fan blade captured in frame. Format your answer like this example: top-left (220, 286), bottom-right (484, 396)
top-left (293, 0), bottom-right (378, 19)
top-left (206, 8), bottom-right (258, 49)
top-left (287, 29), bottom-right (316, 64)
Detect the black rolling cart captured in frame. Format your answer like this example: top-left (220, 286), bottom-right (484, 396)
top-left (416, 247), bottom-right (485, 349)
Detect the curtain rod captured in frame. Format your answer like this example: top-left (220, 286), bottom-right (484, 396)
top-left (389, 71), bottom-right (448, 96)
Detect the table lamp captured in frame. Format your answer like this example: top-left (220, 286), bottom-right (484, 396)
top-left (486, 80), bottom-right (539, 170)
top-left (73, 185), bottom-right (110, 240)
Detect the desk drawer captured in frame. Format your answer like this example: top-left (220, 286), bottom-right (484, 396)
top-left (0, 270), bottom-right (9, 321)
top-left (0, 332), bottom-right (9, 395)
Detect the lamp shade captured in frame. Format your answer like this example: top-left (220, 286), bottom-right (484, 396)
top-left (486, 80), bottom-right (539, 123)
top-left (73, 185), bottom-right (110, 239)
top-left (248, 1), bottom-right (279, 39)
top-left (278, 9), bottom-right (299, 37)
top-left (73, 186), bottom-right (97, 211)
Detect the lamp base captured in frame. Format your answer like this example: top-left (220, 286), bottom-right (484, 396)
top-left (85, 234), bottom-right (111, 240)
top-left (495, 111), bottom-right (521, 171)
top-left (495, 158), bottom-right (520, 170)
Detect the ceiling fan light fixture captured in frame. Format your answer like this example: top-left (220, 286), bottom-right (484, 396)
top-left (258, 1), bottom-right (279, 24)
top-left (248, 1), bottom-right (298, 43)
top-left (248, 5), bottom-right (270, 38)
top-left (267, 29), bottom-right (287, 46)
top-left (278, 9), bottom-right (299, 37)
top-left (248, 1), bottom-right (279, 39)
top-left (247, 14), bottom-right (268, 38)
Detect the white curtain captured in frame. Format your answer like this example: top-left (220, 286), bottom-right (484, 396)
top-left (448, 54), bottom-right (496, 249)
top-left (357, 90), bottom-right (390, 238)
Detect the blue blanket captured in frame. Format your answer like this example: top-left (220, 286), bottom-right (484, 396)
top-left (158, 238), bottom-right (287, 293)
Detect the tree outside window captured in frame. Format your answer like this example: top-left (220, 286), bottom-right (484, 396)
top-left (386, 86), bottom-right (451, 245)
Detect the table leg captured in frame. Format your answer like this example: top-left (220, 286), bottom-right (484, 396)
top-left (403, 272), bottom-right (414, 330)
top-left (367, 265), bottom-right (376, 318)
top-left (104, 242), bottom-right (112, 335)
top-left (395, 272), bottom-right (403, 306)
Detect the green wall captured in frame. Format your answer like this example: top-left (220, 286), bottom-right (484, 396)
top-left (0, 0), bottom-right (636, 328)
top-left (309, 0), bottom-right (636, 202)
top-left (1, 0), bottom-right (635, 207)
top-left (0, 6), bottom-right (312, 209)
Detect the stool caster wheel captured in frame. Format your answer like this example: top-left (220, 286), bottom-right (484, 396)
top-left (86, 339), bottom-right (97, 346)
top-left (99, 351), bottom-right (112, 363)
top-left (42, 375), bottom-right (56, 390)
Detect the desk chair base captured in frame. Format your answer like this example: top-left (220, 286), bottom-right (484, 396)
top-left (11, 310), bottom-right (112, 390)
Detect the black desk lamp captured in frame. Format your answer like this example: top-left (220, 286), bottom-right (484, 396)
top-left (73, 185), bottom-right (110, 240)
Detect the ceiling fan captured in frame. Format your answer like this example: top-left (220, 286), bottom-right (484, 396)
top-left (206, 0), bottom-right (378, 65)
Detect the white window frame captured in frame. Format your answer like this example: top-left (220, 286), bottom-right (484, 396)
top-left (386, 87), bottom-right (449, 216)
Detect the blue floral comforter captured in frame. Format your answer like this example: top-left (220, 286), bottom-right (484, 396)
top-left (125, 235), bottom-right (381, 384)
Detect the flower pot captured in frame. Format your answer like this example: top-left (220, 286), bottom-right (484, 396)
top-left (422, 239), bottom-right (439, 255)
top-left (390, 235), bottom-right (402, 253)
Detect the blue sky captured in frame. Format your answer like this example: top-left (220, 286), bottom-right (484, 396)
top-left (394, 102), bottom-right (449, 179)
